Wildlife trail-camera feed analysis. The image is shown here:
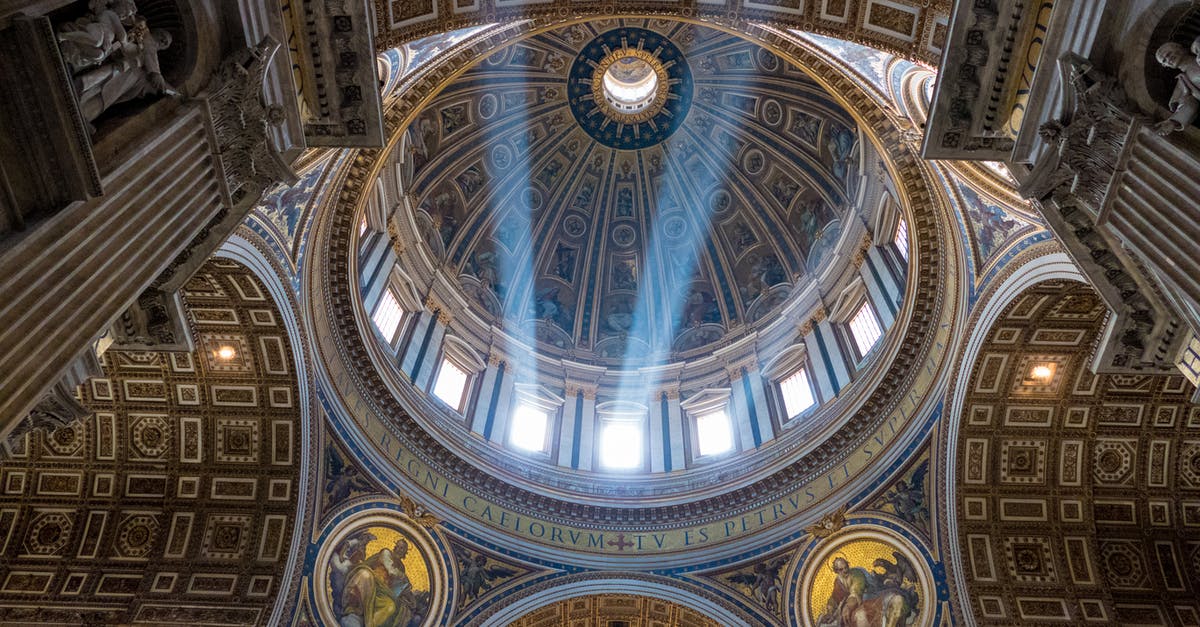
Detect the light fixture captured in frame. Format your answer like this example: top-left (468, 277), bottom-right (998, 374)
top-left (215, 345), bottom-right (237, 361)
top-left (1029, 364), bottom-right (1054, 381)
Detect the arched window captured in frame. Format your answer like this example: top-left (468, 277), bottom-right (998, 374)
top-left (596, 402), bottom-right (646, 470)
top-left (508, 384), bottom-right (563, 455)
top-left (694, 408), bottom-right (733, 457)
top-left (680, 389), bottom-right (735, 460)
top-left (371, 287), bottom-right (405, 345)
top-left (431, 337), bottom-right (483, 414)
top-left (762, 344), bottom-right (819, 425)
top-left (509, 403), bottom-right (550, 452)
top-left (779, 367), bottom-right (816, 419)
top-left (893, 216), bottom-right (910, 262)
top-left (432, 357), bottom-right (471, 411)
top-left (848, 300), bottom-right (883, 359)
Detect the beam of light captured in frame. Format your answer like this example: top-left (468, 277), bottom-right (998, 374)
top-left (612, 27), bottom-right (744, 415)
top-left (478, 52), bottom-right (540, 390)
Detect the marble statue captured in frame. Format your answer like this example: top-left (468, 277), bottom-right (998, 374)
top-left (56, 0), bottom-right (138, 72)
top-left (57, 0), bottom-right (176, 125)
top-left (1154, 39), bottom-right (1200, 136)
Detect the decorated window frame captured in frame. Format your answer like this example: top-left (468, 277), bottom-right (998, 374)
top-left (508, 383), bottom-right (564, 458)
top-left (430, 335), bottom-right (484, 414)
top-left (762, 344), bottom-right (819, 425)
top-left (680, 388), bottom-right (736, 462)
top-left (594, 400), bottom-right (648, 472)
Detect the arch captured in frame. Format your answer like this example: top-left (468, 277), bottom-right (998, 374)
top-left (0, 254), bottom-right (305, 624)
top-left (941, 247), bottom-right (1084, 626)
top-left (303, 14), bottom-right (966, 569)
top-left (475, 574), bottom-right (759, 626)
top-left (372, 2), bottom-right (951, 67)
top-left (216, 232), bottom-right (317, 624)
top-left (945, 259), bottom-right (1200, 624)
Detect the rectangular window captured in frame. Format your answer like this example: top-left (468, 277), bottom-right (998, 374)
top-left (509, 404), bottom-right (549, 453)
top-left (779, 367), bottom-right (816, 419)
top-left (695, 409), bottom-right (733, 457)
top-left (432, 358), bottom-right (470, 412)
top-left (849, 300), bottom-right (883, 358)
top-left (371, 288), bottom-right (404, 343)
top-left (599, 421), bottom-right (642, 469)
top-left (893, 217), bottom-right (909, 262)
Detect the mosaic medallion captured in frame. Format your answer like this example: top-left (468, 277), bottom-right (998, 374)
top-left (798, 529), bottom-right (934, 627)
top-left (316, 512), bottom-right (445, 627)
top-left (567, 27), bottom-right (693, 149)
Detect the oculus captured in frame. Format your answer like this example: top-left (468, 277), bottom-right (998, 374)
top-left (595, 50), bottom-right (666, 119)
top-left (568, 27), bottom-right (692, 149)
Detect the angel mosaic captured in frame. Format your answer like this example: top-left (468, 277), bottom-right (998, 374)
top-left (727, 556), bottom-right (788, 613)
top-left (323, 444), bottom-right (375, 507)
top-left (457, 553), bottom-right (518, 604)
top-left (874, 459), bottom-right (930, 529)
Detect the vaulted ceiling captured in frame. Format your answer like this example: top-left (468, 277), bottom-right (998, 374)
top-left (407, 18), bottom-right (865, 362)
top-left (507, 594), bottom-right (723, 626)
top-left (374, 0), bottom-right (955, 66)
top-left (0, 259), bottom-right (301, 624)
top-left (955, 279), bottom-right (1200, 625)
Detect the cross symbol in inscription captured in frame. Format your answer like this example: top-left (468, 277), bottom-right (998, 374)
top-left (608, 534), bottom-right (634, 551)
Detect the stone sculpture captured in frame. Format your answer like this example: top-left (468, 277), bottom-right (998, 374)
top-left (56, 0), bottom-right (137, 71)
top-left (56, 0), bottom-right (175, 125)
top-left (1154, 39), bottom-right (1200, 136)
top-left (1029, 54), bottom-right (1128, 210)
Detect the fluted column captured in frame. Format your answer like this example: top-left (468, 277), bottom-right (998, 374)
top-left (0, 104), bottom-right (224, 431)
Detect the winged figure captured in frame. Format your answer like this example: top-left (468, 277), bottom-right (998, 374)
top-left (325, 445), bottom-right (373, 505)
top-left (728, 556), bottom-right (788, 612)
top-left (400, 494), bottom-right (440, 527)
top-left (805, 505), bottom-right (847, 539)
top-left (459, 553), bottom-right (518, 603)
top-left (879, 459), bottom-right (929, 527)
top-left (872, 552), bottom-right (921, 619)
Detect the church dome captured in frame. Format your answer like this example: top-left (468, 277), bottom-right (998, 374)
top-left (320, 18), bottom-right (946, 557)
top-left (404, 21), bottom-right (867, 366)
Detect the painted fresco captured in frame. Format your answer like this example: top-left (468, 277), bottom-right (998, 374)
top-left (870, 455), bottom-right (931, 537)
top-left (403, 25), bottom-right (495, 72)
top-left (252, 159), bottom-right (327, 259)
top-left (954, 180), bottom-right (1031, 267)
top-left (326, 525), bottom-right (433, 627)
top-left (798, 32), bottom-right (892, 92)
